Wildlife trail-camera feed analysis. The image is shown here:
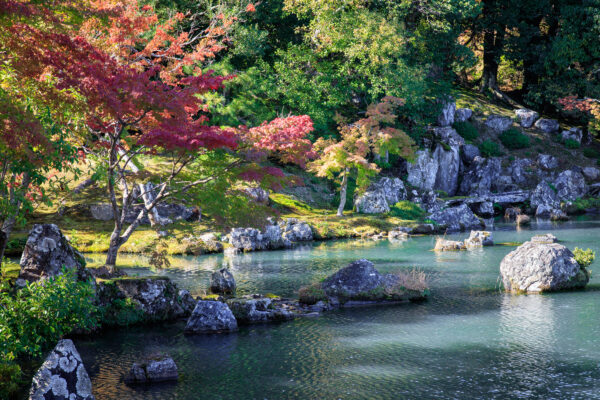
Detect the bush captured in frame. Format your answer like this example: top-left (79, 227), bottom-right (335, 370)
top-left (453, 121), bottom-right (479, 141)
top-left (0, 362), bottom-right (22, 399)
top-left (0, 269), bottom-right (98, 362)
top-left (583, 148), bottom-right (600, 159)
top-left (574, 247), bottom-right (595, 268)
top-left (499, 128), bottom-right (530, 149)
top-left (564, 139), bottom-right (580, 149)
top-left (298, 282), bottom-right (327, 305)
top-left (479, 140), bottom-right (502, 157)
top-left (388, 201), bottom-right (426, 220)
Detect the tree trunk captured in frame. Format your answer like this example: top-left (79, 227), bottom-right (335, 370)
top-left (480, 28), bottom-right (501, 91)
top-left (105, 230), bottom-right (122, 271)
top-left (337, 168), bottom-right (349, 217)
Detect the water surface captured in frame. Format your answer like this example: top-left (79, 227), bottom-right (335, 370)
top-left (77, 218), bottom-right (600, 399)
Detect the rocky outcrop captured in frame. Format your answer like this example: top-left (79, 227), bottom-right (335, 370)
top-left (29, 339), bottom-right (94, 400)
top-left (454, 108), bottom-right (473, 123)
top-left (554, 170), bottom-right (587, 201)
top-left (515, 109), bottom-right (539, 128)
top-left (228, 225), bottom-right (286, 252)
top-left (434, 238), bottom-right (465, 251)
top-left (184, 300), bottom-right (238, 334)
top-left (561, 128), bottom-right (583, 144)
top-left (464, 231), bottom-right (493, 248)
top-left (470, 201), bottom-right (494, 218)
top-left (319, 259), bottom-right (428, 304)
top-left (485, 115), bottom-right (512, 132)
top-left (354, 177), bottom-right (406, 213)
top-left (535, 118), bottom-right (560, 133)
top-left (530, 181), bottom-right (560, 217)
top-left (125, 356), bottom-right (178, 385)
top-left (583, 167), bottom-right (600, 182)
top-left (432, 143), bottom-right (461, 196)
top-left (437, 98), bottom-right (455, 127)
top-left (500, 239), bottom-right (589, 293)
top-left (19, 224), bottom-right (90, 283)
top-left (461, 144), bottom-right (480, 165)
top-left (96, 277), bottom-right (196, 323)
top-left (244, 187), bottom-right (270, 204)
top-left (227, 295), bottom-right (296, 324)
top-left (509, 158), bottom-right (534, 186)
top-left (281, 218), bottom-right (313, 242)
top-left (458, 157), bottom-right (501, 196)
top-left (429, 204), bottom-right (484, 232)
top-left (210, 268), bottom-right (236, 295)
top-left (407, 150), bottom-right (438, 191)
top-left (89, 204), bottom-right (113, 221)
top-left (537, 154), bottom-right (559, 170)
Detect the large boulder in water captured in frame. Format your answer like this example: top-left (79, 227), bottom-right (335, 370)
top-left (29, 339), bottom-right (94, 400)
top-left (184, 300), bottom-right (238, 333)
top-left (19, 224), bottom-right (90, 283)
top-left (210, 268), bottom-right (236, 295)
top-left (429, 203), bottom-right (484, 232)
top-left (96, 277), bottom-right (196, 323)
top-left (319, 259), bottom-right (428, 303)
top-left (500, 239), bottom-right (589, 293)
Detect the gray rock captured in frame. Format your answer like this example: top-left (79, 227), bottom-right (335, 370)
top-left (471, 201), bottom-right (494, 218)
top-left (407, 150), bottom-right (438, 191)
top-left (434, 238), bottom-right (465, 251)
top-left (515, 109), bottom-right (539, 128)
top-left (535, 118), bottom-right (560, 133)
top-left (184, 300), bottom-right (238, 333)
top-left (227, 296), bottom-right (295, 324)
top-left (458, 157), bottom-right (501, 196)
top-left (125, 356), bottom-right (178, 384)
top-left (89, 204), bottom-right (114, 221)
top-left (464, 231), bottom-right (493, 248)
top-left (388, 230), bottom-right (409, 241)
top-left (530, 182), bottom-right (560, 217)
top-left (433, 144), bottom-right (461, 196)
top-left (537, 154), bottom-right (559, 170)
top-left (19, 224), bottom-right (90, 283)
top-left (210, 268), bottom-right (236, 295)
top-left (437, 98), bottom-right (456, 127)
top-left (554, 170), bottom-right (587, 201)
top-left (29, 339), bottom-right (94, 400)
top-left (531, 233), bottom-right (558, 243)
top-left (429, 203), bottom-right (484, 232)
top-left (281, 218), bottom-right (313, 242)
top-left (244, 187), bottom-right (269, 204)
top-left (461, 144), bottom-right (480, 165)
top-left (355, 177), bottom-right (406, 213)
top-left (516, 214), bottom-right (531, 225)
top-left (96, 277), bottom-right (195, 322)
top-left (228, 223), bottom-right (289, 252)
top-left (509, 158), bottom-right (534, 186)
top-left (454, 108), bottom-right (473, 123)
top-left (500, 240), bottom-right (588, 293)
top-left (409, 223), bottom-right (436, 235)
top-left (492, 175), bottom-right (517, 193)
top-left (485, 115), bottom-right (512, 132)
top-left (432, 127), bottom-right (465, 147)
top-left (504, 207), bottom-right (522, 220)
top-left (561, 128), bottom-right (583, 144)
top-left (583, 167), bottom-right (600, 181)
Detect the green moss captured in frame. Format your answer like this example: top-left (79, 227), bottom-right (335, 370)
top-left (298, 282), bottom-right (327, 305)
top-left (388, 201), bottom-right (426, 220)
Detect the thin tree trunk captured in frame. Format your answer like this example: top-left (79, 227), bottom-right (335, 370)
top-left (337, 168), bottom-right (349, 217)
top-left (480, 28), bottom-right (501, 92)
top-left (105, 230), bottom-right (121, 269)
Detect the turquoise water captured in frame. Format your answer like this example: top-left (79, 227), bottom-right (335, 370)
top-left (76, 218), bottom-right (600, 399)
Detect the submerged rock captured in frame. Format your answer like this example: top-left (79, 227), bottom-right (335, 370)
top-left (464, 231), bottom-right (493, 248)
top-left (531, 233), bottom-right (558, 243)
top-left (434, 238), bottom-right (466, 251)
top-left (227, 296), bottom-right (296, 324)
top-left (19, 224), bottom-right (91, 283)
top-left (125, 356), bottom-right (178, 385)
top-left (29, 339), bottom-right (94, 400)
top-left (184, 300), bottom-right (238, 333)
top-left (516, 214), bottom-right (531, 225)
top-left (500, 239), bottom-right (588, 293)
top-left (210, 268), bottom-right (236, 295)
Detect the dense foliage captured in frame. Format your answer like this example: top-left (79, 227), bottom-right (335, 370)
top-left (574, 247), bottom-right (596, 269)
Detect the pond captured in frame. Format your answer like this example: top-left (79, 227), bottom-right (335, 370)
top-left (76, 218), bottom-right (600, 399)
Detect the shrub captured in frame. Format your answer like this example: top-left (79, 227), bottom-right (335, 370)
top-left (453, 121), bottom-right (479, 141)
top-left (386, 269), bottom-right (430, 295)
top-left (479, 140), bottom-right (502, 157)
top-left (388, 201), bottom-right (426, 220)
top-left (574, 247), bottom-right (595, 268)
top-left (0, 362), bottom-right (22, 399)
top-left (499, 128), bottom-right (530, 149)
top-left (0, 269), bottom-right (98, 362)
top-left (583, 148), bottom-right (600, 159)
top-left (564, 139), bottom-right (580, 149)
top-left (298, 282), bottom-right (327, 305)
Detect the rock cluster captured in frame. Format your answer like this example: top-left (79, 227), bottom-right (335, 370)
top-left (125, 356), bottom-right (178, 385)
top-left (184, 300), bottom-right (239, 333)
top-left (354, 177), bottom-right (407, 213)
top-left (429, 204), bottom-right (484, 232)
top-left (227, 218), bottom-right (313, 252)
top-left (227, 295), bottom-right (297, 324)
top-left (29, 339), bottom-right (95, 400)
top-left (210, 268), bottom-right (236, 295)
